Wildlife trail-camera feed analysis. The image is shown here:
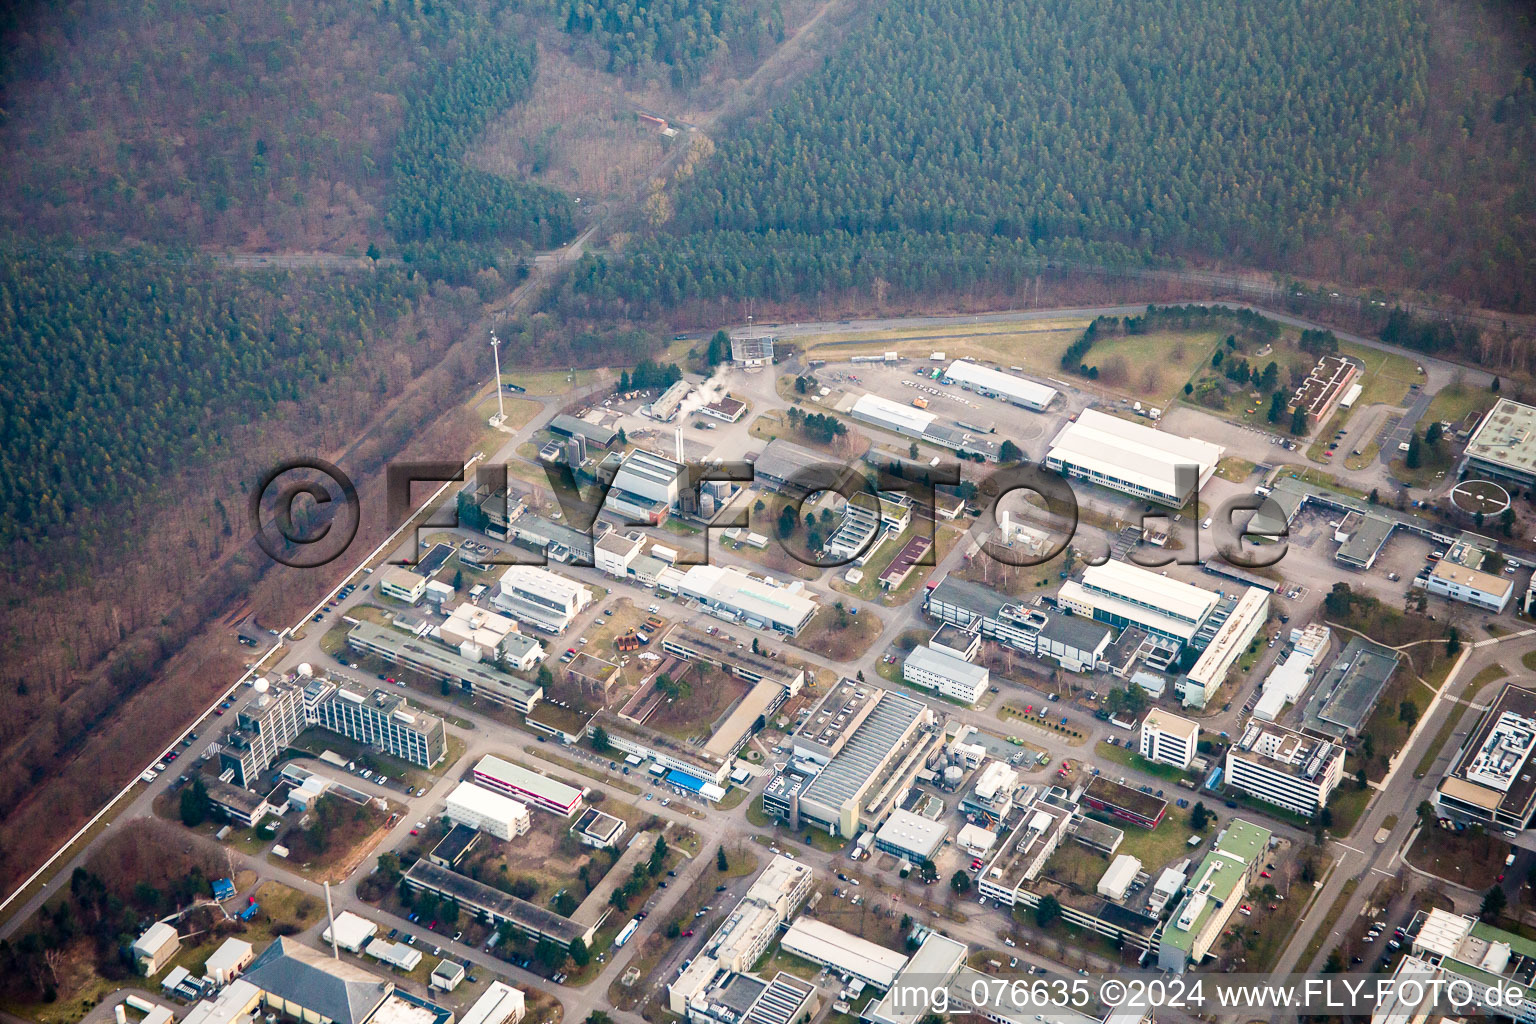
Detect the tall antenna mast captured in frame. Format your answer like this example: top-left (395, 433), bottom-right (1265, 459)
top-left (324, 881), bottom-right (339, 959)
top-left (489, 332), bottom-right (507, 427)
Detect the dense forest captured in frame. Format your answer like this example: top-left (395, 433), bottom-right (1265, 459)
top-left (0, 249), bottom-right (420, 554)
top-left (552, 0), bottom-right (783, 85)
top-left (0, 0), bottom-right (577, 253)
top-left (561, 0), bottom-right (1536, 313)
top-left (389, 38), bottom-right (575, 252)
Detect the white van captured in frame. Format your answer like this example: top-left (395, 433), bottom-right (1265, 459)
top-left (1201, 517), bottom-right (1213, 530)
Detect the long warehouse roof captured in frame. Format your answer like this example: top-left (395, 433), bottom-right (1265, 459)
top-left (944, 360), bottom-right (1058, 408)
top-left (1080, 559), bottom-right (1219, 625)
top-left (779, 918), bottom-right (909, 987)
top-left (1046, 408), bottom-right (1223, 498)
top-left (799, 689), bottom-right (927, 812)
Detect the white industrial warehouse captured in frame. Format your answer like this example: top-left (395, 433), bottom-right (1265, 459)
top-left (1045, 408), bottom-right (1223, 506)
top-left (665, 563), bottom-right (819, 635)
top-left (943, 360), bottom-right (1058, 410)
top-left (848, 392), bottom-right (937, 438)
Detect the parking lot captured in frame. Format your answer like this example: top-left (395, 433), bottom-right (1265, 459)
top-left (810, 359), bottom-right (1081, 462)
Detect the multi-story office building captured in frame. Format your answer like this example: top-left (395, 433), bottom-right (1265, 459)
top-left (219, 680), bottom-right (307, 787)
top-left (1139, 709), bottom-right (1200, 770)
top-left (1460, 398), bottom-right (1536, 489)
top-left (1057, 560), bottom-right (1221, 648)
top-left (1425, 559), bottom-right (1514, 613)
top-left (493, 565), bottom-right (592, 634)
top-left (923, 575), bottom-right (1113, 673)
top-left (313, 685), bottom-right (448, 768)
top-left (1159, 819), bottom-right (1272, 972)
top-left (1224, 722), bottom-right (1342, 817)
top-left (473, 754), bottom-right (585, 817)
top-left (345, 620), bottom-right (543, 713)
top-left (1406, 908), bottom-right (1536, 1024)
top-left (975, 800), bottom-right (1074, 905)
top-left (902, 644), bottom-right (990, 704)
top-left (764, 682), bottom-right (935, 837)
top-left (444, 781), bottom-right (531, 841)
top-left (1436, 684), bottom-right (1536, 832)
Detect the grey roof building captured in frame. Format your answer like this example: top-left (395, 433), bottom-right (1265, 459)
top-left (794, 686), bottom-right (934, 837)
top-left (243, 937), bottom-right (393, 1024)
top-left (1299, 636), bottom-right (1402, 739)
top-left (751, 439), bottom-right (842, 491)
top-left (549, 414), bottom-right (619, 448)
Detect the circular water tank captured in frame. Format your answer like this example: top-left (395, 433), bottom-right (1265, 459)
top-left (253, 677), bottom-right (270, 693)
top-left (297, 662), bottom-right (314, 677)
top-left (943, 765), bottom-right (964, 787)
top-left (699, 492), bottom-right (717, 517)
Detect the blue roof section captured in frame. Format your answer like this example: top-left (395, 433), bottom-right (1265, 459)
top-left (212, 878), bottom-right (236, 901)
top-left (667, 769), bottom-right (706, 792)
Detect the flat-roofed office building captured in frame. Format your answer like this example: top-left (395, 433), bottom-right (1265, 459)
top-left (1225, 722), bottom-right (1342, 817)
top-left (1436, 684), bottom-right (1536, 831)
top-left (1140, 709), bottom-right (1200, 770)
top-left (1058, 560), bottom-right (1219, 646)
top-left (493, 565), bottom-right (592, 634)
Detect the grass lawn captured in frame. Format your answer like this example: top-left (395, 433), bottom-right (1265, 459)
top-left (1214, 456), bottom-right (1259, 482)
top-left (1338, 341), bottom-right (1424, 408)
top-left (1426, 381), bottom-right (1498, 429)
top-left (792, 604), bottom-right (883, 660)
top-left (746, 795), bottom-right (772, 827)
top-left (1270, 464), bottom-right (1370, 499)
top-left (753, 941), bottom-right (824, 981)
top-left (1081, 330), bottom-right (1222, 406)
top-left (502, 368), bottom-right (600, 395)
top-left (1326, 784), bottom-right (1373, 834)
top-left (1093, 741), bottom-right (1197, 784)
top-left (1248, 857), bottom-right (1324, 971)
top-left (1389, 444), bottom-right (1456, 488)
top-left (1094, 813), bottom-right (1213, 872)
top-left (1407, 826), bottom-right (1512, 890)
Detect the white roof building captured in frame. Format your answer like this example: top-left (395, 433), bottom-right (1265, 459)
top-left (672, 564), bottom-right (819, 636)
top-left (364, 936), bottom-right (422, 971)
top-left (445, 780), bottom-right (532, 841)
top-left (322, 910), bottom-right (378, 953)
top-left (1097, 854), bottom-right (1143, 900)
top-left (460, 982), bottom-right (527, 1024)
top-left (873, 808), bottom-right (949, 862)
top-left (1183, 586), bottom-right (1270, 708)
top-left (440, 604), bottom-right (520, 657)
top-left (943, 360), bottom-right (1058, 410)
top-left (1140, 709), bottom-right (1200, 770)
top-left (204, 936), bottom-right (254, 984)
top-left (1254, 643), bottom-right (1326, 722)
top-left (493, 565), bottom-right (591, 634)
top-left (779, 918), bottom-right (909, 989)
top-left (1058, 560), bottom-right (1219, 644)
top-left (181, 980), bottom-right (263, 1024)
top-left (849, 392), bottom-right (937, 438)
top-left (955, 823), bottom-right (997, 855)
top-left (902, 644), bottom-right (990, 705)
top-left (473, 753), bottom-right (585, 816)
top-left (1045, 408), bottom-right (1223, 506)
